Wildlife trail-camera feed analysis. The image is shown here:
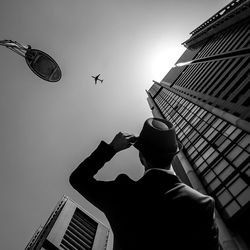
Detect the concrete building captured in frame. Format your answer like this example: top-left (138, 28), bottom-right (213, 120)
top-left (147, 0), bottom-right (250, 249)
top-left (25, 196), bottom-right (109, 250)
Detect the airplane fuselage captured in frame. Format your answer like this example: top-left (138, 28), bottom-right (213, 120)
top-left (92, 74), bottom-right (103, 84)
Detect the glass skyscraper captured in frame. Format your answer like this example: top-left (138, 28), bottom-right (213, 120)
top-left (147, 0), bottom-right (250, 249)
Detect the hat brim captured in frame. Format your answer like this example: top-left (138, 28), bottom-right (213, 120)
top-left (133, 138), bottom-right (183, 156)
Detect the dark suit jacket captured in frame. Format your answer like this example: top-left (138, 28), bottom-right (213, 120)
top-left (70, 141), bottom-right (219, 250)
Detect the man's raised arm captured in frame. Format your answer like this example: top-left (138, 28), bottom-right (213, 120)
top-left (69, 132), bottom-right (135, 208)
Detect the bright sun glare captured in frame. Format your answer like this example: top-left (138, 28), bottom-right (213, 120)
top-left (149, 44), bottom-right (186, 82)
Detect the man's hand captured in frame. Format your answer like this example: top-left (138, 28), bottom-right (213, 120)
top-left (109, 132), bottom-right (137, 152)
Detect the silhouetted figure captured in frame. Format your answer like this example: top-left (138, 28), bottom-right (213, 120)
top-left (70, 118), bottom-right (220, 250)
top-left (92, 74), bottom-right (103, 84)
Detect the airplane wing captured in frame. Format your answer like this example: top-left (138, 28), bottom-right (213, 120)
top-left (91, 74), bottom-right (101, 84)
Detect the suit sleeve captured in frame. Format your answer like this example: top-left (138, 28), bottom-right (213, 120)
top-left (69, 141), bottom-right (121, 210)
top-left (204, 197), bottom-right (220, 250)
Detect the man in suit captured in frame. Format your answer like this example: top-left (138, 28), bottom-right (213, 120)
top-left (69, 118), bottom-right (220, 250)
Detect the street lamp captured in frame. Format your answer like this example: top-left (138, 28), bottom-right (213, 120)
top-left (0, 40), bottom-right (62, 82)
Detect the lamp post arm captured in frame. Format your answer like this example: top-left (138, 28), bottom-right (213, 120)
top-left (0, 40), bottom-right (30, 57)
top-left (0, 39), bottom-right (61, 82)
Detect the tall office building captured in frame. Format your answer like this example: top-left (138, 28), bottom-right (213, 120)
top-left (25, 196), bottom-right (109, 250)
top-left (147, 0), bottom-right (250, 249)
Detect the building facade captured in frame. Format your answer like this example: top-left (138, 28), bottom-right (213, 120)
top-left (25, 196), bottom-right (110, 250)
top-left (147, 0), bottom-right (250, 249)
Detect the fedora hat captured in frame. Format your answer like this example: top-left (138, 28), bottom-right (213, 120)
top-left (133, 118), bottom-right (182, 165)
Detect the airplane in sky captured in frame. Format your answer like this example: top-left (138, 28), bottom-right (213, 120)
top-left (92, 74), bottom-right (104, 84)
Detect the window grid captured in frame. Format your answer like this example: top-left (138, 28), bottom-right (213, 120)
top-left (213, 57), bottom-right (246, 98)
top-left (195, 21), bottom-right (250, 59)
top-left (199, 60), bottom-right (225, 94)
top-left (154, 87), bottom-right (250, 220)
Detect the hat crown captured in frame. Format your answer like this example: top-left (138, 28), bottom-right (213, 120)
top-left (134, 118), bottom-right (181, 164)
top-left (152, 120), bottom-right (169, 130)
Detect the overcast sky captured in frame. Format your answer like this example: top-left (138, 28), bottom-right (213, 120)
top-left (0, 0), bottom-right (231, 249)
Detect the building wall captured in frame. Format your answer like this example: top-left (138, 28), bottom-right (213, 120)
top-left (147, 1), bottom-right (250, 248)
top-left (25, 196), bottom-right (110, 250)
top-left (162, 18), bottom-right (250, 121)
top-left (148, 85), bottom-right (250, 220)
top-left (163, 0), bottom-right (250, 122)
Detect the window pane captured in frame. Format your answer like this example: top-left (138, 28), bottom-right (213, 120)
top-left (189, 133), bottom-right (199, 143)
top-left (203, 148), bottom-right (214, 159)
top-left (190, 150), bottom-right (198, 159)
top-left (186, 113), bottom-right (193, 120)
top-left (208, 130), bottom-right (218, 140)
top-left (201, 110), bottom-right (207, 117)
top-left (233, 151), bottom-right (249, 167)
top-left (200, 122), bottom-right (209, 131)
top-left (228, 178), bottom-right (247, 196)
top-left (188, 146), bottom-right (195, 155)
top-left (178, 133), bottom-right (184, 140)
top-left (225, 201), bottom-right (240, 217)
top-left (219, 139), bottom-right (231, 151)
top-left (183, 125), bottom-right (192, 134)
top-left (239, 135), bottom-right (250, 149)
top-left (182, 112), bottom-right (189, 118)
top-left (192, 106), bottom-right (199, 112)
top-left (203, 113), bottom-right (212, 122)
top-left (208, 179), bottom-right (221, 192)
top-left (204, 171), bottom-right (215, 183)
top-left (191, 117), bottom-right (200, 126)
top-left (207, 116), bottom-right (215, 124)
top-left (195, 157), bottom-right (204, 167)
top-left (218, 190), bottom-right (232, 206)
top-left (238, 187), bottom-right (250, 206)
top-left (213, 160), bottom-right (228, 174)
top-left (185, 141), bottom-right (191, 148)
top-left (179, 120), bottom-right (186, 128)
top-left (229, 129), bottom-right (241, 140)
top-left (246, 167), bottom-right (250, 177)
top-left (227, 146), bottom-right (242, 161)
top-left (188, 131), bottom-right (196, 139)
top-left (197, 109), bottom-right (204, 117)
top-left (207, 151), bottom-right (219, 164)
top-left (215, 135), bottom-right (227, 147)
top-left (204, 128), bottom-right (214, 137)
top-left (182, 138), bottom-right (189, 145)
top-left (177, 130), bottom-right (183, 136)
top-left (198, 141), bottom-right (207, 151)
top-left (195, 138), bottom-right (204, 148)
top-left (176, 116), bottom-right (182, 123)
top-left (212, 119), bottom-right (222, 128)
top-left (197, 121), bottom-right (206, 130)
top-left (172, 113), bottom-right (178, 120)
top-left (217, 121), bottom-right (227, 130)
top-left (224, 125), bottom-right (236, 136)
top-left (197, 162), bottom-right (208, 174)
top-left (219, 167), bottom-right (234, 181)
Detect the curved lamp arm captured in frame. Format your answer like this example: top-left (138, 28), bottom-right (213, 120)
top-left (0, 40), bottom-right (30, 57)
